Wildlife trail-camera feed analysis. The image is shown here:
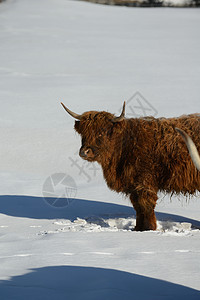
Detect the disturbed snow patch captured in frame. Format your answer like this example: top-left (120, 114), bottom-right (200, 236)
top-left (157, 221), bottom-right (194, 236)
top-left (53, 216), bottom-right (136, 233)
top-left (39, 216), bottom-right (199, 236)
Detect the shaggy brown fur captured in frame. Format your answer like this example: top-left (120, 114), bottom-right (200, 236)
top-left (63, 105), bottom-right (200, 231)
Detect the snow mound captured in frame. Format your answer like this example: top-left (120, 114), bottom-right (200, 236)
top-left (38, 216), bottom-right (199, 236)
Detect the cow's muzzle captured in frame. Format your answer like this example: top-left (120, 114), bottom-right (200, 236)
top-left (79, 147), bottom-right (94, 160)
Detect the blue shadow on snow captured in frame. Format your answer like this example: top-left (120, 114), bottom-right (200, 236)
top-left (0, 195), bottom-right (200, 228)
top-left (0, 266), bottom-right (199, 300)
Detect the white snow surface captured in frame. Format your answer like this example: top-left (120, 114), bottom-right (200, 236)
top-left (0, 0), bottom-right (200, 299)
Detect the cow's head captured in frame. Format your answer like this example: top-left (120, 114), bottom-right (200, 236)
top-left (61, 102), bottom-right (126, 162)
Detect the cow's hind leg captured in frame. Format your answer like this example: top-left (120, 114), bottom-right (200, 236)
top-left (130, 190), bottom-right (158, 231)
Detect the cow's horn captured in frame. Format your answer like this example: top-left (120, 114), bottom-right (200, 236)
top-left (113, 101), bottom-right (126, 122)
top-left (61, 102), bottom-right (82, 120)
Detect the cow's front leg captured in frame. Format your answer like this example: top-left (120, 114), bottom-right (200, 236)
top-left (130, 189), bottom-right (158, 231)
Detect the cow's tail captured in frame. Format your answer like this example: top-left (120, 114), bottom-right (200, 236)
top-left (175, 128), bottom-right (200, 171)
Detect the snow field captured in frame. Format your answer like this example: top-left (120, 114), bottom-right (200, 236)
top-left (0, 0), bottom-right (200, 299)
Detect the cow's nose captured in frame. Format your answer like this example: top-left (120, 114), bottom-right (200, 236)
top-left (79, 148), bottom-right (87, 158)
top-left (79, 148), bottom-right (92, 158)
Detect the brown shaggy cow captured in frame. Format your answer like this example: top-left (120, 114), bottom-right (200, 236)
top-left (61, 102), bottom-right (200, 231)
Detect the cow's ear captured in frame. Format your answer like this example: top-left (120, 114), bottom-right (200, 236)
top-left (74, 121), bottom-right (81, 133)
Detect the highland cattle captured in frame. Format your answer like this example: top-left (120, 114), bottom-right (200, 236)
top-left (61, 102), bottom-right (200, 231)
